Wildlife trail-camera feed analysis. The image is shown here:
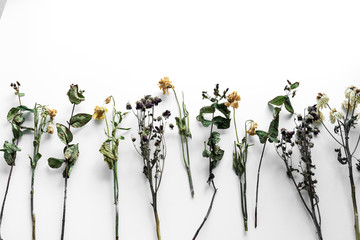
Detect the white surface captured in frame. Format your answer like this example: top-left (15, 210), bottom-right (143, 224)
top-left (0, 1), bottom-right (360, 239)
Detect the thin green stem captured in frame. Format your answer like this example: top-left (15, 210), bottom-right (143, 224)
top-left (113, 162), bottom-right (119, 240)
top-left (173, 88), bottom-right (194, 197)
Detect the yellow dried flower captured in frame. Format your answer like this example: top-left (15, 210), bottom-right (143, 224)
top-left (246, 121), bottom-right (258, 136)
top-left (225, 91), bottom-right (241, 109)
top-left (92, 106), bottom-right (108, 120)
top-left (231, 101), bottom-right (239, 109)
top-left (47, 124), bottom-right (54, 134)
top-left (47, 108), bottom-right (57, 119)
top-left (105, 96), bottom-right (111, 104)
top-left (158, 76), bottom-right (174, 95)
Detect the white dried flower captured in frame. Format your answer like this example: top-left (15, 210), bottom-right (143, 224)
top-left (316, 93), bottom-right (329, 110)
top-left (329, 108), bottom-right (343, 124)
top-left (345, 86), bottom-right (356, 99)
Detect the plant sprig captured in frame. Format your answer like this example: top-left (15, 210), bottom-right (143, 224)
top-left (158, 77), bottom-right (195, 197)
top-left (275, 106), bottom-right (323, 240)
top-left (97, 96), bottom-right (129, 240)
top-left (47, 84), bottom-right (92, 240)
top-left (316, 86), bottom-right (360, 240)
top-left (193, 84), bottom-right (231, 240)
top-left (0, 82), bottom-right (33, 240)
top-left (130, 95), bottom-right (171, 240)
top-left (254, 80), bottom-right (299, 228)
top-left (29, 104), bottom-right (56, 240)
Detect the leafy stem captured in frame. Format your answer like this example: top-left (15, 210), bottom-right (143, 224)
top-left (0, 82), bottom-right (30, 240)
top-left (173, 89), bottom-right (194, 197)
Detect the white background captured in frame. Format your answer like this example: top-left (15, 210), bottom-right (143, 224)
top-left (0, 0), bottom-right (360, 239)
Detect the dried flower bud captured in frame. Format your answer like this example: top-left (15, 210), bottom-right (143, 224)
top-left (47, 124), bottom-right (54, 134)
top-left (105, 96), bottom-right (111, 104)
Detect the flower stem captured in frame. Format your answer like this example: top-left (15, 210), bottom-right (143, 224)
top-left (113, 162), bottom-right (119, 240)
top-left (173, 89), bottom-right (194, 197)
top-left (61, 164), bottom-right (68, 240)
top-left (192, 181), bottom-right (217, 240)
top-left (31, 168), bottom-right (36, 240)
top-left (254, 141), bottom-right (267, 228)
top-left (60, 103), bottom-right (76, 240)
top-left (0, 164), bottom-right (14, 240)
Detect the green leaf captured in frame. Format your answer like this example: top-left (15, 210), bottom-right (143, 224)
top-left (12, 122), bottom-right (23, 139)
top-left (208, 131), bottom-right (221, 145)
top-left (4, 152), bottom-right (15, 166)
top-left (175, 117), bottom-right (187, 135)
top-left (213, 116), bottom-right (231, 129)
top-left (15, 92), bottom-right (25, 97)
top-left (7, 107), bottom-right (20, 121)
top-left (64, 144), bottom-right (79, 163)
top-left (2, 141), bottom-right (21, 153)
top-left (56, 123), bottom-right (73, 145)
top-left (67, 84), bottom-right (85, 105)
top-left (34, 152), bottom-right (42, 163)
top-left (268, 95), bottom-right (286, 106)
top-left (18, 105), bottom-right (34, 112)
top-left (199, 106), bottom-right (215, 115)
top-left (213, 103), bottom-right (230, 118)
top-left (268, 114), bottom-right (279, 141)
top-left (290, 82), bottom-right (299, 90)
top-left (62, 162), bottom-right (74, 178)
top-left (273, 107), bottom-right (281, 118)
top-left (70, 113), bottom-right (92, 128)
top-left (48, 158), bottom-right (64, 169)
top-left (284, 96), bottom-right (294, 114)
top-left (202, 149), bottom-right (211, 158)
top-left (196, 115), bottom-right (212, 127)
top-left (255, 130), bottom-right (268, 144)
top-left (13, 114), bottom-right (24, 124)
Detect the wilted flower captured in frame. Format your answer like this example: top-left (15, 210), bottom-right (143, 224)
top-left (126, 103), bottom-right (132, 110)
top-left (329, 108), bottom-right (343, 124)
top-left (105, 96), bottom-right (111, 104)
top-left (225, 91), bottom-right (241, 109)
top-left (316, 93), bottom-right (329, 110)
top-left (162, 110), bottom-right (171, 119)
top-left (93, 106), bottom-right (108, 120)
top-left (158, 77), bottom-right (174, 95)
top-left (47, 124), bottom-right (54, 134)
top-left (246, 121), bottom-right (258, 136)
top-left (47, 108), bottom-right (57, 119)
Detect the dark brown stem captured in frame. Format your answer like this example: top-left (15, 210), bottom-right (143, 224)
top-left (60, 103), bottom-right (76, 240)
top-left (192, 181), bottom-right (217, 240)
top-left (254, 141), bottom-right (267, 228)
top-left (60, 163), bottom-right (68, 240)
top-left (0, 165), bottom-right (14, 240)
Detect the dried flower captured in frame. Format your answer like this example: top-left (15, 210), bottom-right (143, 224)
top-left (246, 121), bottom-right (258, 136)
top-left (126, 103), bottom-right (132, 110)
top-left (225, 91), bottom-right (241, 109)
top-left (93, 106), bottom-right (108, 120)
top-left (314, 110), bottom-right (325, 123)
top-left (316, 93), bottom-right (329, 110)
top-left (47, 108), bottom-right (57, 119)
top-left (158, 76), bottom-right (174, 95)
top-left (329, 108), bottom-right (343, 124)
top-left (105, 96), bottom-right (111, 104)
top-left (47, 124), bottom-right (54, 134)
top-left (162, 110), bottom-right (171, 119)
